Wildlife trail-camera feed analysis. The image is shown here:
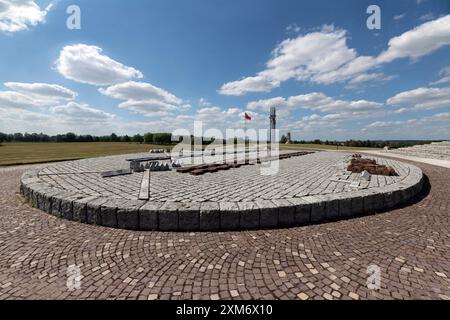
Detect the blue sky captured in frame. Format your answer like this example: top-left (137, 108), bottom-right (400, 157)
top-left (0, 0), bottom-right (449, 140)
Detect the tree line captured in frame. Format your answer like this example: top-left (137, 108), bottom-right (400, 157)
top-left (285, 138), bottom-right (443, 149)
top-left (0, 132), bottom-right (443, 149)
top-left (0, 132), bottom-right (174, 144)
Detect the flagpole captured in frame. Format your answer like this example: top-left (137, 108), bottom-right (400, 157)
top-left (244, 112), bottom-right (251, 151)
top-left (244, 117), bottom-right (247, 150)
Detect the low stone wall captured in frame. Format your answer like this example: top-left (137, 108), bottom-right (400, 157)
top-left (20, 160), bottom-right (424, 231)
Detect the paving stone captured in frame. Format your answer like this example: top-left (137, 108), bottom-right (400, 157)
top-left (238, 202), bottom-right (260, 229)
top-left (60, 195), bottom-right (82, 221)
top-left (351, 196), bottom-right (364, 216)
top-left (139, 201), bottom-right (162, 231)
top-left (371, 192), bottom-right (385, 212)
top-left (72, 198), bottom-right (88, 223)
top-left (308, 196), bottom-right (327, 223)
top-left (339, 196), bottom-right (353, 219)
top-left (200, 202), bottom-right (220, 231)
top-left (159, 202), bottom-right (180, 231)
top-left (117, 200), bottom-right (145, 230)
top-left (100, 200), bottom-right (122, 228)
top-left (178, 203), bottom-right (200, 231)
top-left (289, 198), bottom-right (311, 225)
top-left (38, 189), bottom-right (61, 214)
top-left (255, 200), bottom-right (278, 228)
top-left (325, 197), bottom-right (339, 220)
top-left (219, 202), bottom-right (240, 230)
top-left (272, 199), bottom-right (294, 227)
top-left (86, 197), bottom-right (110, 225)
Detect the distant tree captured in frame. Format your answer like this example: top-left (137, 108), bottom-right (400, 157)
top-left (110, 133), bottom-right (119, 142)
top-left (280, 135), bottom-right (287, 144)
top-left (132, 134), bottom-right (144, 143)
top-left (13, 133), bottom-right (24, 142)
top-left (144, 133), bottom-right (154, 144)
top-left (153, 133), bottom-right (172, 144)
top-left (64, 133), bottom-right (76, 142)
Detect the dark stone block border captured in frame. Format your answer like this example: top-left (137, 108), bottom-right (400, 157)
top-left (20, 161), bottom-right (424, 232)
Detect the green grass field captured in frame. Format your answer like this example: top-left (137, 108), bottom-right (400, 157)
top-left (0, 142), bottom-right (381, 166)
top-left (0, 142), bottom-right (172, 166)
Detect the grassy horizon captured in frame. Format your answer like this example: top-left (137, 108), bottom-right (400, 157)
top-left (0, 142), bottom-right (172, 166)
top-left (0, 142), bottom-right (382, 167)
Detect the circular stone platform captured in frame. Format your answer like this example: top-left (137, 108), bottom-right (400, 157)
top-left (20, 151), bottom-right (424, 231)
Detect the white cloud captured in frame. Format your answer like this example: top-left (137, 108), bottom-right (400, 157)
top-left (99, 81), bottom-right (182, 105)
top-left (167, 99), bottom-right (261, 131)
top-left (190, 106), bottom-right (266, 131)
top-left (0, 90), bottom-right (46, 108)
top-left (248, 92), bottom-right (383, 114)
top-left (0, 82), bottom-right (76, 108)
top-left (174, 114), bottom-right (195, 122)
top-left (50, 102), bottom-right (115, 121)
top-left (197, 106), bottom-right (222, 115)
top-left (118, 100), bottom-right (180, 117)
top-left (246, 93), bottom-right (386, 136)
top-left (224, 107), bottom-right (241, 115)
top-left (220, 15), bottom-right (450, 95)
top-left (394, 13), bottom-right (406, 21)
top-left (364, 112), bottom-right (450, 139)
top-left (430, 67), bottom-right (450, 85)
top-left (0, 81), bottom-right (117, 132)
top-left (247, 97), bottom-right (288, 111)
top-left (99, 81), bottom-right (189, 117)
top-left (56, 44), bottom-right (144, 86)
top-left (220, 26), bottom-right (358, 95)
top-left (345, 73), bottom-right (396, 89)
top-left (0, 0), bottom-right (52, 33)
top-left (4, 82), bottom-right (76, 101)
top-left (377, 14), bottom-right (450, 63)
top-left (0, 105), bottom-right (50, 122)
top-left (0, 102), bottom-right (120, 135)
top-left (199, 98), bottom-right (212, 107)
top-left (286, 23), bottom-right (301, 33)
top-left (419, 13), bottom-right (435, 22)
top-left (387, 86), bottom-right (450, 110)
top-left (219, 74), bottom-right (280, 96)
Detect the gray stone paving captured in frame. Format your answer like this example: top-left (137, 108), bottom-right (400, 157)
top-left (20, 151), bottom-right (424, 231)
top-left (386, 141), bottom-right (450, 161)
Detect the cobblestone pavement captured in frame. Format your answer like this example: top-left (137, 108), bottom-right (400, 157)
top-left (37, 152), bottom-right (409, 202)
top-left (0, 161), bottom-right (449, 300)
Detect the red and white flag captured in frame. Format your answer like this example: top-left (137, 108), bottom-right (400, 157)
top-left (244, 112), bottom-right (252, 121)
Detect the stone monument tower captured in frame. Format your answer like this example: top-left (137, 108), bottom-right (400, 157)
top-left (286, 132), bottom-right (292, 144)
top-left (269, 106), bottom-right (277, 144)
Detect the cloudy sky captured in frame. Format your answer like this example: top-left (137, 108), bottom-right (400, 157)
top-left (0, 0), bottom-right (449, 140)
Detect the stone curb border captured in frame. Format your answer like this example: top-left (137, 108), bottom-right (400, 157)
top-left (20, 161), bottom-right (424, 232)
